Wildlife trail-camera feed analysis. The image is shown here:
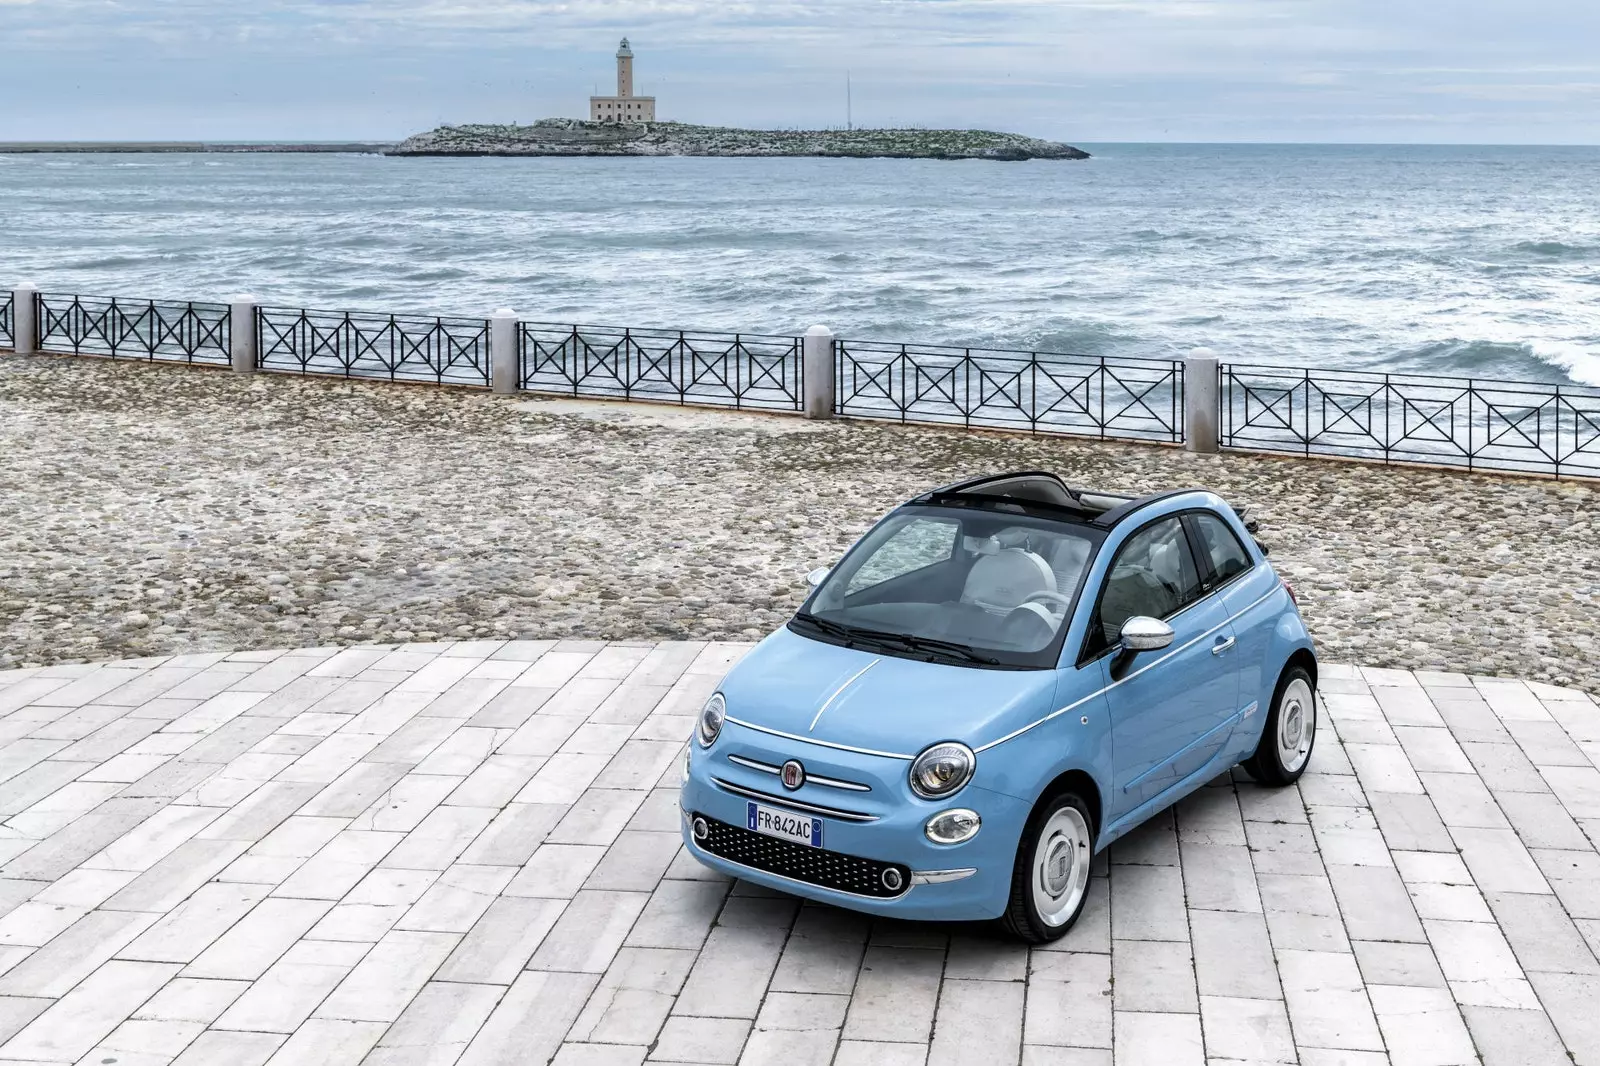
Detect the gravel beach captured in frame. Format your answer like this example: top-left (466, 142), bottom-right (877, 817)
top-left (2, 353), bottom-right (1596, 690)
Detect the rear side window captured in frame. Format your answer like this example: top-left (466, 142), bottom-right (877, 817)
top-left (1190, 513), bottom-right (1253, 586)
top-left (1091, 516), bottom-right (1202, 651)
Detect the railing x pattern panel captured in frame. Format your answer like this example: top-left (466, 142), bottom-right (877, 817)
top-left (257, 307), bottom-right (491, 386)
top-left (1220, 364), bottom-right (1600, 479)
top-left (835, 340), bottom-right (1185, 443)
top-left (519, 323), bottom-right (803, 411)
top-left (34, 293), bottom-right (231, 364)
top-left (0, 291), bottom-right (12, 349)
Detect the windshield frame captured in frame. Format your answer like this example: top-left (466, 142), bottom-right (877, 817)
top-left (789, 500), bottom-right (1106, 670)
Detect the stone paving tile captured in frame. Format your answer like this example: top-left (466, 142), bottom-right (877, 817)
top-left (2, 647), bottom-right (1598, 1064)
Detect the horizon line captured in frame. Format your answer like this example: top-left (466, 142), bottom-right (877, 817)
top-left (2, 139), bottom-right (1598, 151)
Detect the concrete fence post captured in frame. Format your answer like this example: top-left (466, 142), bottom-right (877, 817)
top-left (12, 281), bottom-right (38, 355)
top-left (491, 310), bottom-right (519, 395)
top-left (802, 324), bottom-right (835, 419)
top-left (229, 296), bottom-right (258, 373)
top-left (1184, 347), bottom-right (1221, 454)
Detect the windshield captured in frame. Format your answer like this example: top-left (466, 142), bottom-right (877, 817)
top-left (792, 504), bottom-right (1103, 669)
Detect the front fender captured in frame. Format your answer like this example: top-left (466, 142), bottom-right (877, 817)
top-left (971, 682), bottom-right (1113, 845)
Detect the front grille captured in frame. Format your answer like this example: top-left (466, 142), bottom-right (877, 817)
top-left (694, 813), bottom-right (909, 898)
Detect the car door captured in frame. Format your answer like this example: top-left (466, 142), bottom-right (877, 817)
top-left (1187, 510), bottom-right (1278, 730)
top-left (1089, 515), bottom-right (1241, 819)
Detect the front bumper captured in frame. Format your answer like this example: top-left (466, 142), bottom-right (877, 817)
top-left (678, 733), bottom-right (1029, 922)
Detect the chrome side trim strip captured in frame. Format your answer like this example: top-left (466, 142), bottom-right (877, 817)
top-left (809, 658), bottom-right (880, 731)
top-left (725, 754), bottom-right (872, 792)
top-left (974, 585), bottom-right (1283, 754)
top-left (686, 836), bottom-right (909, 900)
top-left (726, 754), bottom-right (780, 776)
top-left (709, 777), bottom-right (880, 823)
top-left (724, 716), bottom-right (915, 761)
top-left (910, 868), bottom-right (977, 885)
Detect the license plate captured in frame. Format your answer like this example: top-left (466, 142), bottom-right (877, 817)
top-left (747, 802), bottom-right (822, 848)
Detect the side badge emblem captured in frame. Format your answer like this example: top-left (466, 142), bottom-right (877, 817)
top-left (781, 760), bottom-right (806, 791)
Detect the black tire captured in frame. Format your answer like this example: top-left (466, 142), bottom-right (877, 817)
top-left (998, 790), bottom-right (1097, 944)
top-left (1243, 664), bottom-right (1318, 787)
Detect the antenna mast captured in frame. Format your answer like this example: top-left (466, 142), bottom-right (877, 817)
top-left (847, 71), bottom-right (853, 131)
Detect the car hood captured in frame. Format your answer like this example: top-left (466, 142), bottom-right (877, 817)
top-left (718, 626), bottom-right (1056, 756)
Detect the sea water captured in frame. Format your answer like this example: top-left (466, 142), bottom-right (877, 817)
top-left (1, 142), bottom-right (1596, 384)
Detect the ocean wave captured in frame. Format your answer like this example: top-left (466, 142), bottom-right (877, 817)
top-left (1529, 341), bottom-right (1600, 387)
top-left (1392, 338), bottom-right (1600, 387)
top-left (62, 256), bottom-right (144, 270)
top-left (1511, 240), bottom-right (1594, 261)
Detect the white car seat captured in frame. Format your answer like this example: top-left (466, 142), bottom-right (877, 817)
top-left (1049, 538), bottom-right (1090, 597)
top-left (962, 548), bottom-right (1056, 614)
top-left (1147, 534), bottom-right (1185, 593)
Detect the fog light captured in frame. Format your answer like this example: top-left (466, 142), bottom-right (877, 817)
top-left (691, 817), bottom-right (709, 842)
top-left (880, 868), bottom-right (905, 892)
top-left (924, 808), bottom-right (981, 845)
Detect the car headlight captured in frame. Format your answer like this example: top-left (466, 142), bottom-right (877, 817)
top-left (696, 693), bottom-right (726, 748)
top-left (909, 741), bottom-right (975, 799)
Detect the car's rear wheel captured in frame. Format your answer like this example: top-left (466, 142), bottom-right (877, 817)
top-left (1243, 664), bottom-right (1317, 786)
top-left (998, 791), bottom-right (1096, 944)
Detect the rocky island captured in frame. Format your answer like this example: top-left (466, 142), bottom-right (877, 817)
top-left (387, 119), bottom-right (1090, 161)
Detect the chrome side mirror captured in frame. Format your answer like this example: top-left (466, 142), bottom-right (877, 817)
top-left (805, 567), bottom-right (830, 590)
top-left (1119, 616), bottom-right (1175, 653)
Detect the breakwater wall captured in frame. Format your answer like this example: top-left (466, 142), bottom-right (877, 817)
top-left (4, 283), bottom-right (1597, 480)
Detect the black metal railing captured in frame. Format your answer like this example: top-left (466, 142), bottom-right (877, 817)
top-left (0, 291), bottom-right (12, 350)
top-left (17, 285), bottom-right (1600, 483)
top-left (33, 293), bottom-right (231, 364)
top-left (256, 307), bottom-right (491, 386)
top-left (1220, 364), bottom-right (1600, 479)
top-left (836, 340), bottom-right (1185, 443)
top-left (519, 323), bottom-right (803, 411)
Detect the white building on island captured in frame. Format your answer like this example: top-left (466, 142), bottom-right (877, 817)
top-left (589, 38), bottom-right (656, 123)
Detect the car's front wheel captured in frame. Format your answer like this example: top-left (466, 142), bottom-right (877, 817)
top-left (1243, 664), bottom-right (1317, 786)
top-left (998, 791), bottom-right (1096, 944)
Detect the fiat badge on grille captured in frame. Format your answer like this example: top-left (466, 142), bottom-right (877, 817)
top-left (781, 760), bottom-right (806, 790)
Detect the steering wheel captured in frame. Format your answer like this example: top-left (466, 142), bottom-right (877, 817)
top-left (1020, 590), bottom-right (1074, 610)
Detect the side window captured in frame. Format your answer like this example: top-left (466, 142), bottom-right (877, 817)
top-left (1190, 513), bottom-right (1253, 586)
top-left (1092, 517), bottom-right (1202, 649)
top-left (846, 517), bottom-right (959, 595)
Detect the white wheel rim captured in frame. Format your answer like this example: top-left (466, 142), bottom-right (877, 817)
top-left (1031, 807), bottom-right (1092, 927)
top-left (1277, 678), bottom-right (1315, 773)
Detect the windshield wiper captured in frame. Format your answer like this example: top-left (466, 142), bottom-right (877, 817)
top-left (847, 628), bottom-right (1001, 666)
top-left (793, 614), bottom-right (1001, 666)
top-left (792, 612), bottom-right (861, 645)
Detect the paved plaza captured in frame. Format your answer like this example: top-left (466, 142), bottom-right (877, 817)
top-left (0, 640), bottom-right (1597, 1066)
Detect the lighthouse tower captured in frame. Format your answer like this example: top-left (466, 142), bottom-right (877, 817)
top-left (616, 38), bottom-right (634, 99)
top-left (589, 38), bottom-right (657, 123)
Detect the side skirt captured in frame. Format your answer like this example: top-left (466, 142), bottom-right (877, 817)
top-left (1096, 713), bottom-right (1258, 849)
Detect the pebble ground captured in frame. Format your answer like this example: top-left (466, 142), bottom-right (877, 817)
top-left (1, 353), bottom-right (1595, 691)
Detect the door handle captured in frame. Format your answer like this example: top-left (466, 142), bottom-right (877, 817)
top-left (1211, 636), bottom-right (1236, 656)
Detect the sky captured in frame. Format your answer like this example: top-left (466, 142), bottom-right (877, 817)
top-left (3, 0), bottom-right (1598, 144)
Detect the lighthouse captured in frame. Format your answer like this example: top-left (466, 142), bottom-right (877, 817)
top-left (590, 38), bottom-right (658, 123)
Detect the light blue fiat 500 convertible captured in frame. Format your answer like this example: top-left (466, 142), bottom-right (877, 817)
top-left (680, 471), bottom-right (1316, 942)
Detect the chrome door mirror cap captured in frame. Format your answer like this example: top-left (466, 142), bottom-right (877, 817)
top-left (805, 567), bottom-right (830, 589)
top-left (1120, 616), bottom-right (1175, 653)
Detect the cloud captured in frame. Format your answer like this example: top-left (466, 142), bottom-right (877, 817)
top-left (1, 0), bottom-right (1596, 141)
